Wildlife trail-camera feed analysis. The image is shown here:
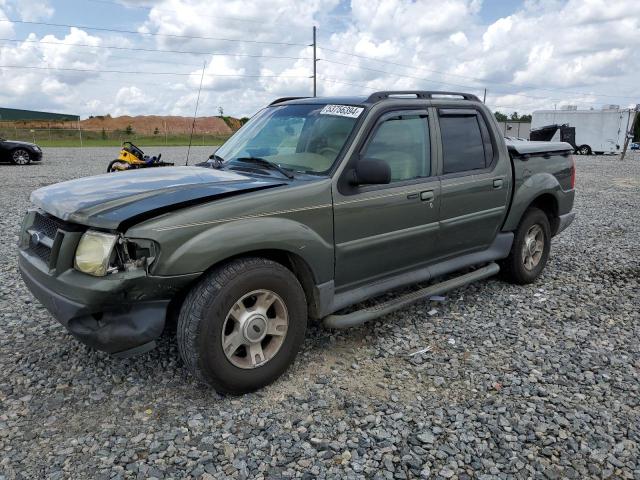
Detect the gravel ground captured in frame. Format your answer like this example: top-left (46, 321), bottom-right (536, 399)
top-left (1, 148), bottom-right (639, 480)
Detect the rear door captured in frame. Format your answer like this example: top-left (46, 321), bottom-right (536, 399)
top-left (436, 107), bottom-right (510, 257)
top-left (333, 109), bottom-right (440, 289)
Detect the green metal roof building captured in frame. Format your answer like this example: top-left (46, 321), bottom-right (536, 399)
top-left (0, 107), bottom-right (79, 122)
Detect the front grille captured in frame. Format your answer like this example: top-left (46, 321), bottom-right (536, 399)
top-left (28, 239), bottom-right (51, 263)
top-left (25, 212), bottom-right (68, 265)
top-left (32, 212), bottom-right (65, 239)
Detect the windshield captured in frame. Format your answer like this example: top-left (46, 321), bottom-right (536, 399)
top-left (215, 104), bottom-right (362, 174)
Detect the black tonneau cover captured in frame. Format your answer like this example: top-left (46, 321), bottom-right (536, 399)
top-left (506, 140), bottom-right (573, 156)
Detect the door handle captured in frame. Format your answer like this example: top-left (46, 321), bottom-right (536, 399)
top-left (493, 179), bottom-right (504, 189)
top-left (420, 190), bottom-right (434, 202)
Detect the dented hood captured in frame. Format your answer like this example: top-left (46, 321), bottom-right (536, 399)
top-left (30, 166), bottom-right (286, 230)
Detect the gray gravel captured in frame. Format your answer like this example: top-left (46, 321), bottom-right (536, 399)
top-left (1, 148), bottom-right (639, 479)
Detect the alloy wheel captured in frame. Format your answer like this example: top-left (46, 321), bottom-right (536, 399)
top-left (221, 289), bottom-right (289, 369)
top-left (522, 224), bottom-right (544, 271)
top-left (12, 149), bottom-right (30, 165)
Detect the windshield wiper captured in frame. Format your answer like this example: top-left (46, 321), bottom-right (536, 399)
top-left (196, 153), bottom-right (225, 168)
top-left (209, 153), bottom-right (225, 169)
top-left (233, 157), bottom-right (294, 179)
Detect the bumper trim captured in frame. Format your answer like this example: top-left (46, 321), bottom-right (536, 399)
top-left (555, 212), bottom-right (575, 236)
top-left (19, 255), bottom-right (169, 355)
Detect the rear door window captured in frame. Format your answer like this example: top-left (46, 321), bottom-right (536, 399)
top-left (439, 111), bottom-right (489, 174)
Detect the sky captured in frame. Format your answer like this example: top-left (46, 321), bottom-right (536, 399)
top-left (0, 0), bottom-right (638, 119)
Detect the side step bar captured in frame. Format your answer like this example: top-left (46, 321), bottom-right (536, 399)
top-left (322, 262), bottom-right (500, 329)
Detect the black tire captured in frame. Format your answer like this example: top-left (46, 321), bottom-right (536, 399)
top-left (501, 208), bottom-right (551, 285)
top-left (11, 148), bottom-right (31, 165)
top-left (107, 160), bottom-right (129, 172)
top-left (577, 144), bottom-right (592, 155)
top-left (177, 257), bottom-right (307, 394)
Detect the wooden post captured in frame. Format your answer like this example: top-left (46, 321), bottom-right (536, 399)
top-left (620, 104), bottom-right (639, 161)
top-left (77, 118), bottom-right (83, 148)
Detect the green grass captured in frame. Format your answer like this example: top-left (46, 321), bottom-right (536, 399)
top-left (34, 135), bottom-right (231, 148)
top-left (0, 129), bottom-right (232, 148)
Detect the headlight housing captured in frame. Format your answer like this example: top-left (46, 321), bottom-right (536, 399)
top-left (74, 231), bottom-right (118, 276)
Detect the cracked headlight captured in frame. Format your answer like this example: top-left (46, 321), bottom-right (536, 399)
top-left (74, 231), bottom-right (118, 276)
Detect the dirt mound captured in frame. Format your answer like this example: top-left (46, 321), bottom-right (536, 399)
top-left (80, 115), bottom-right (235, 135)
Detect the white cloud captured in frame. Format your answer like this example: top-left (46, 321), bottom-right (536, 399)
top-left (0, 5), bottom-right (14, 37)
top-left (350, 0), bottom-right (480, 37)
top-left (449, 31), bottom-right (469, 48)
top-left (17, 0), bottom-right (54, 20)
top-left (0, 28), bottom-right (107, 110)
top-left (114, 86), bottom-right (154, 115)
top-left (0, 0), bottom-right (54, 21)
top-left (0, 0), bottom-right (639, 118)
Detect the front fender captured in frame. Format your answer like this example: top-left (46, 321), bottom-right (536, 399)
top-left (153, 217), bottom-right (334, 282)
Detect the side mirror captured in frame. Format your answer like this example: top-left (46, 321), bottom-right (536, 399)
top-left (350, 158), bottom-right (391, 185)
top-left (208, 153), bottom-right (215, 160)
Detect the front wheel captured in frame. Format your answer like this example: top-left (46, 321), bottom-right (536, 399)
top-left (11, 149), bottom-right (31, 165)
top-left (501, 208), bottom-right (551, 284)
top-left (177, 258), bottom-right (307, 394)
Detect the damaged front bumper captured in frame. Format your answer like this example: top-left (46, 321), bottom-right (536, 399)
top-left (18, 249), bottom-right (198, 357)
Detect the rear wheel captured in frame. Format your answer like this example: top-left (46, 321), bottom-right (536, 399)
top-left (501, 208), bottom-right (551, 284)
top-left (177, 257), bottom-right (307, 394)
top-left (11, 149), bottom-right (31, 165)
top-left (577, 144), bottom-right (591, 155)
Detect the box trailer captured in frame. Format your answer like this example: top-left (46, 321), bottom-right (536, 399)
top-left (531, 108), bottom-right (636, 155)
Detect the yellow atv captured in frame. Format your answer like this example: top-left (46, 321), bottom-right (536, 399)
top-left (107, 142), bottom-right (174, 172)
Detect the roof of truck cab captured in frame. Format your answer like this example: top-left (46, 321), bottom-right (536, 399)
top-left (272, 91), bottom-right (481, 107)
top-left (275, 96), bottom-right (369, 106)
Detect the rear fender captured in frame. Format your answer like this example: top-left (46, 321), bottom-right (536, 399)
top-left (502, 172), bottom-right (562, 232)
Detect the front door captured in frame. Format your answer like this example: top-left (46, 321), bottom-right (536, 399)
top-left (333, 110), bottom-right (440, 290)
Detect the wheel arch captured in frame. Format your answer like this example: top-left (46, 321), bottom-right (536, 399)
top-left (215, 248), bottom-right (321, 318)
top-left (527, 193), bottom-right (559, 234)
top-left (164, 248), bottom-right (324, 332)
top-left (502, 176), bottom-right (562, 234)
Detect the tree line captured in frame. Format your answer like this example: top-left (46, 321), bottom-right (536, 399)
top-left (494, 112), bottom-right (532, 122)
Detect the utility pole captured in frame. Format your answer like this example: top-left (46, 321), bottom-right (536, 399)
top-left (483, 88), bottom-right (486, 103)
top-left (312, 26), bottom-right (317, 97)
top-left (77, 118), bottom-right (83, 148)
top-left (186, 61), bottom-right (206, 166)
top-left (620, 103), bottom-right (639, 161)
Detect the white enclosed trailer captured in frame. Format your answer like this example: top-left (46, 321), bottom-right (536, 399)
top-left (531, 108), bottom-right (636, 155)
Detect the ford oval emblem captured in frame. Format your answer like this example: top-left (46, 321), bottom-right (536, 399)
top-left (31, 231), bottom-right (42, 245)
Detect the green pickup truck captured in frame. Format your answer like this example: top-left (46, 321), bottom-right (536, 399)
top-left (18, 91), bottom-right (575, 393)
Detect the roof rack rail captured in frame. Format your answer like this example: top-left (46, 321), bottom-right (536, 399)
top-left (365, 91), bottom-right (481, 103)
top-left (269, 96), bottom-right (310, 106)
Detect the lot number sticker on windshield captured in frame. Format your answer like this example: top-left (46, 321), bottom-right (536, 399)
top-left (320, 104), bottom-right (364, 118)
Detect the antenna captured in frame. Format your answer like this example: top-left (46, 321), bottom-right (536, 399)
top-left (185, 61), bottom-right (206, 166)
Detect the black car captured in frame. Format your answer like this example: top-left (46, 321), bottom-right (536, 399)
top-left (0, 137), bottom-right (43, 164)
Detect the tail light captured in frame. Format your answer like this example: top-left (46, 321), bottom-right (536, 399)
top-left (570, 155), bottom-right (576, 189)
